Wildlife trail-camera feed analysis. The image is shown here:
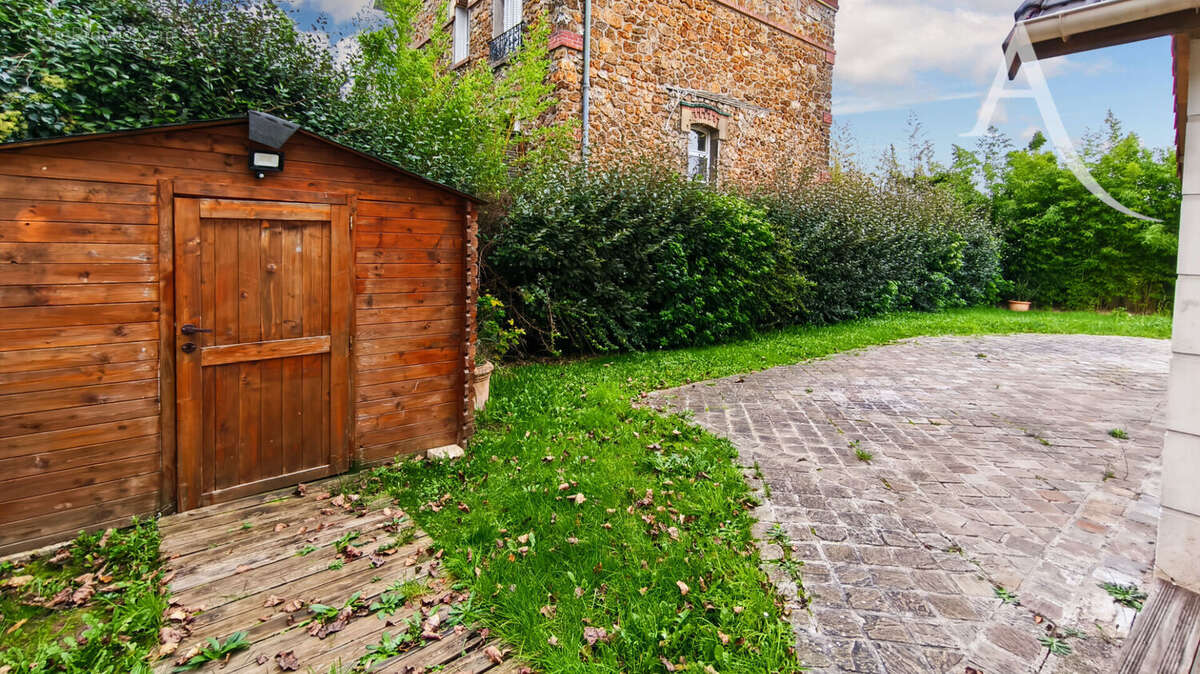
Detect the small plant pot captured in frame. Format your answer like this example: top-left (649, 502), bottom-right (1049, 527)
top-left (1006, 300), bottom-right (1032, 312)
top-left (473, 360), bottom-right (495, 410)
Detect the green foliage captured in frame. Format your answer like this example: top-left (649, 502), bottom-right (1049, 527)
top-left (1100, 582), bottom-right (1147, 611)
top-left (476, 294), bottom-right (525, 363)
top-left (753, 170), bottom-right (1002, 325)
top-left (345, 0), bottom-right (567, 195)
top-left (489, 161), bottom-right (808, 353)
top-left (993, 585), bottom-right (1020, 605)
top-left (0, 519), bottom-right (166, 674)
top-left (0, 0), bottom-right (563, 197)
top-left (0, 0), bottom-right (348, 142)
top-left (172, 632), bottom-right (249, 672)
top-left (944, 114), bottom-right (1181, 311)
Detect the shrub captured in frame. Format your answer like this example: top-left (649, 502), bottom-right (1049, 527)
top-left (751, 171), bottom-right (1002, 325)
top-left (993, 130), bottom-right (1180, 311)
top-left (487, 162), bottom-right (804, 353)
top-left (487, 162), bottom-right (1000, 355)
top-left (0, 0), bottom-right (348, 142)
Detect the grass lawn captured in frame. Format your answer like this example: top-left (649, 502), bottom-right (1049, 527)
top-left (347, 308), bottom-right (1171, 673)
top-left (0, 308), bottom-right (1170, 673)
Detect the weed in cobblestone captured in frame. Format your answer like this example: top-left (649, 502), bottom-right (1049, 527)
top-left (766, 523), bottom-right (789, 547)
top-left (1102, 468), bottom-right (1116, 481)
top-left (993, 585), bottom-right (1020, 605)
top-left (943, 544), bottom-right (964, 555)
top-left (851, 441), bottom-right (873, 463)
top-left (1108, 428), bottom-right (1129, 439)
top-left (1100, 582), bottom-right (1147, 611)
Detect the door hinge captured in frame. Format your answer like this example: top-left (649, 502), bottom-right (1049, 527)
top-left (349, 215), bottom-right (354, 231)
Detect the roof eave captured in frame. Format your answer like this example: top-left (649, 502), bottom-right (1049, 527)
top-left (1006, 0), bottom-right (1200, 79)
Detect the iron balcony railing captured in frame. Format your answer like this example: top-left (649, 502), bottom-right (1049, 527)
top-left (489, 22), bottom-right (524, 62)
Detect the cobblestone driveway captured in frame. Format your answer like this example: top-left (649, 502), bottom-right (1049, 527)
top-left (649, 335), bottom-right (1169, 673)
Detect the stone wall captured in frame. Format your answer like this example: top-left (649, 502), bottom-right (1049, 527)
top-left (414, 0), bottom-right (835, 185)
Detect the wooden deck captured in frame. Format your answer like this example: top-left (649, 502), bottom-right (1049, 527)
top-left (154, 480), bottom-right (519, 673)
top-left (1117, 578), bottom-right (1200, 673)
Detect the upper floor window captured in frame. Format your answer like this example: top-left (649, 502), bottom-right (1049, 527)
top-left (489, 0), bottom-right (523, 61)
top-left (688, 126), bottom-right (717, 183)
top-left (496, 0), bottom-right (522, 34)
top-left (453, 4), bottom-right (470, 63)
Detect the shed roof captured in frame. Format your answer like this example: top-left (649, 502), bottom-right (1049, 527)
top-left (0, 116), bottom-right (486, 204)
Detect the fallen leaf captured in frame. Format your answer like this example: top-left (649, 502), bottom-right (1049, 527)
top-left (71, 583), bottom-right (96, 606)
top-left (676, 581), bottom-right (689, 596)
top-left (548, 635), bottom-right (559, 647)
top-left (274, 523), bottom-right (288, 532)
top-left (275, 650), bottom-right (300, 671)
top-left (571, 493), bottom-right (586, 505)
top-left (282, 599), bottom-right (304, 613)
top-left (6, 575), bottom-right (33, 589)
top-left (583, 626), bottom-right (608, 646)
top-left (484, 645), bottom-right (504, 664)
top-left (97, 529), bottom-right (113, 549)
top-left (6, 618), bottom-right (28, 635)
top-left (539, 605), bottom-right (556, 618)
top-left (660, 657), bottom-right (676, 671)
top-left (263, 595), bottom-right (286, 608)
top-left (718, 631), bottom-right (730, 644)
top-left (255, 654), bottom-right (269, 665)
top-left (235, 565), bottom-right (253, 574)
top-left (574, 587), bottom-right (584, 598)
top-left (158, 627), bottom-right (184, 658)
top-left (49, 547), bottom-right (72, 565)
top-left (166, 609), bottom-right (188, 622)
top-left (566, 537), bottom-right (580, 545)
top-left (733, 605), bottom-right (744, 614)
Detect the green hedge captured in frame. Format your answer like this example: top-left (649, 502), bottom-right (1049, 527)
top-left (754, 172), bottom-right (1002, 325)
top-left (487, 164), bottom-right (1002, 355)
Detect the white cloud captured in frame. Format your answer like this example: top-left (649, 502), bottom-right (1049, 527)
top-left (285, 0), bottom-right (376, 24)
top-left (834, 0), bottom-right (1013, 89)
top-left (832, 0), bottom-right (1114, 117)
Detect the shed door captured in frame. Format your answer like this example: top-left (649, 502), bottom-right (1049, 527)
top-left (174, 197), bottom-right (351, 510)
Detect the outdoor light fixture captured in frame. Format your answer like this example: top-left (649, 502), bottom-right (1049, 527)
top-left (247, 110), bottom-right (299, 178)
top-left (248, 150), bottom-right (284, 178)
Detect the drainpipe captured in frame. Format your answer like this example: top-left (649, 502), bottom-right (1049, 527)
top-left (580, 0), bottom-right (592, 163)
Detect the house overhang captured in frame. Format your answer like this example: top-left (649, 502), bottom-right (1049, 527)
top-left (1005, 0), bottom-right (1200, 79)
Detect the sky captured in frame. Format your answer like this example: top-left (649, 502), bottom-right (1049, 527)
top-left (832, 0), bottom-right (1177, 166)
top-left (280, 0), bottom-right (1178, 167)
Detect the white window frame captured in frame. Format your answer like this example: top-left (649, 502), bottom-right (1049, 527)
top-left (688, 126), bottom-right (717, 184)
top-left (453, 4), bottom-right (470, 63)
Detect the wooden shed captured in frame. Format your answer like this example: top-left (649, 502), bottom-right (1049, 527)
top-left (0, 115), bottom-right (481, 555)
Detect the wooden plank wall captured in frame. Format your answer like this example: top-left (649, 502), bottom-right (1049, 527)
top-left (0, 121), bottom-right (471, 555)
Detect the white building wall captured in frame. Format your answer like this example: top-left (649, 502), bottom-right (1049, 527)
top-left (1158, 37), bottom-right (1200, 594)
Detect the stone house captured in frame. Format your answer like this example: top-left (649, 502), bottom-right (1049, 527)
top-left (414, 0), bottom-right (837, 185)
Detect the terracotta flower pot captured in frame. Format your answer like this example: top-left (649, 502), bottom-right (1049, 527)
top-left (1006, 300), bottom-right (1032, 312)
top-left (473, 360), bottom-right (495, 410)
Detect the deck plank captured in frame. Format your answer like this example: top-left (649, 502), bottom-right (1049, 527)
top-left (1117, 578), bottom-right (1200, 674)
top-left (154, 479), bottom-right (518, 673)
